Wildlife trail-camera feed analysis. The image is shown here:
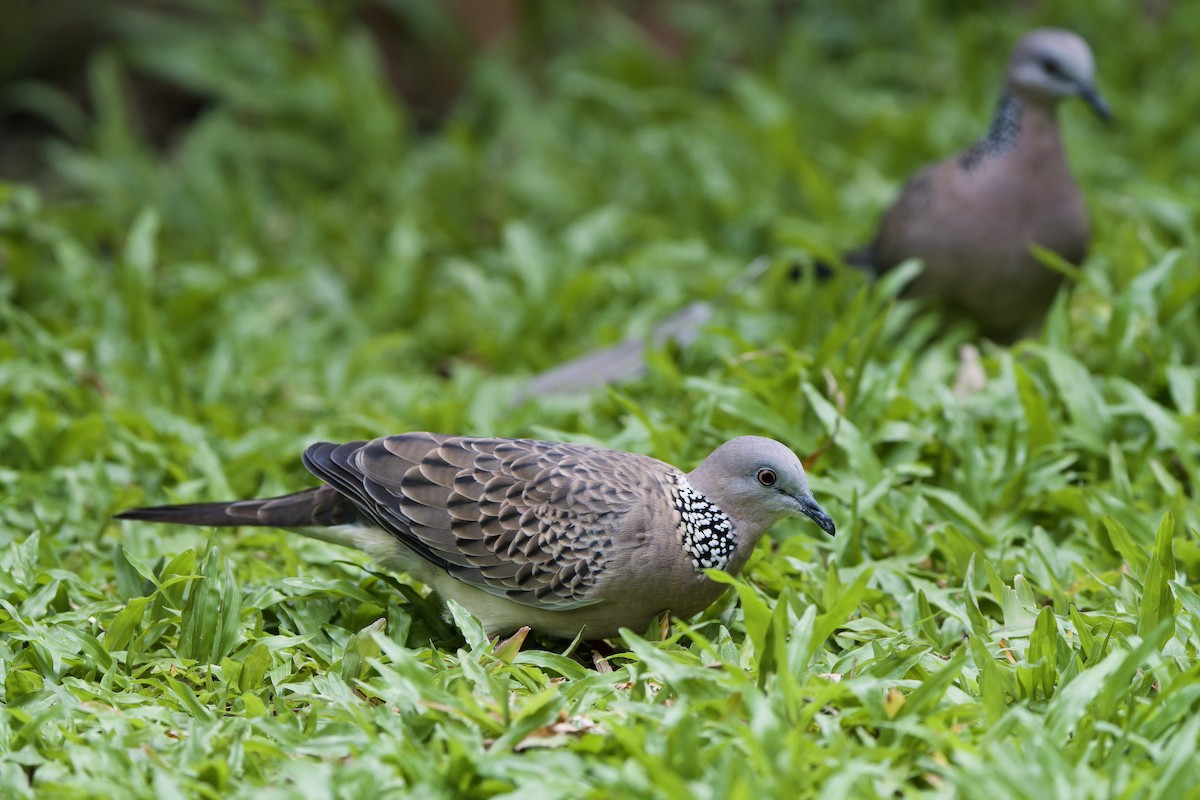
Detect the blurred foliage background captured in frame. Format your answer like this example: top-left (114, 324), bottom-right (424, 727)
top-left (1, 0), bottom-right (1198, 796)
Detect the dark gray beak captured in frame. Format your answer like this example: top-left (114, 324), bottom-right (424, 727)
top-left (1079, 85), bottom-right (1112, 122)
top-left (797, 495), bottom-right (836, 536)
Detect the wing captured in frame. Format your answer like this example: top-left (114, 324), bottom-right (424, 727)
top-left (302, 433), bottom-right (671, 609)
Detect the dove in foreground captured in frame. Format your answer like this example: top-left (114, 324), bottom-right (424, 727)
top-left (116, 433), bottom-right (835, 639)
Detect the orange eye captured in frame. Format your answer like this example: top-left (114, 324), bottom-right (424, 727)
top-left (756, 468), bottom-right (777, 487)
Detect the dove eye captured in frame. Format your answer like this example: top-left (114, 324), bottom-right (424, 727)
top-left (1039, 56), bottom-right (1063, 76)
top-left (756, 468), bottom-right (777, 487)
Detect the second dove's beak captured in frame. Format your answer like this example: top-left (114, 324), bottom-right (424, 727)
top-left (797, 495), bottom-right (836, 536)
top-left (1079, 85), bottom-right (1112, 122)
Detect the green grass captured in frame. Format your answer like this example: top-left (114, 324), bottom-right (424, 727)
top-left (2, 0), bottom-right (1199, 796)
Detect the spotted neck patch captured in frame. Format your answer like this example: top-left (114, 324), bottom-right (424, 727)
top-left (669, 475), bottom-right (737, 571)
top-left (959, 93), bottom-right (1023, 171)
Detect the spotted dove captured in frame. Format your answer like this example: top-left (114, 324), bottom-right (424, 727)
top-left (855, 28), bottom-right (1110, 340)
top-left (116, 433), bottom-right (835, 638)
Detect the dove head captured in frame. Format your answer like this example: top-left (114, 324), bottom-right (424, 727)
top-left (687, 436), bottom-right (835, 539)
top-left (1006, 29), bottom-right (1110, 120)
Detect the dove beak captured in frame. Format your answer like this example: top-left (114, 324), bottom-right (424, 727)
top-left (796, 494), bottom-right (836, 536)
top-left (1079, 84), bottom-right (1112, 122)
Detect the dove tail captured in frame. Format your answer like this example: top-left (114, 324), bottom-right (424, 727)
top-left (114, 486), bottom-right (359, 530)
top-left (797, 244), bottom-right (879, 282)
top-left (842, 244), bottom-right (880, 274)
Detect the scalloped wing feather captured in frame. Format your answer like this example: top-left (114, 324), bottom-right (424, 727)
top-left (302, 434), bottom-right (676, 609)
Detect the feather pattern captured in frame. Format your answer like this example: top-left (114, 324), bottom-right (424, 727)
top-left (301, 434), bottom-right (678, 609)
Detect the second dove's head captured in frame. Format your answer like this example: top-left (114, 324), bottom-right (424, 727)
top-left (1007, 29), bottom-right (1110, 120)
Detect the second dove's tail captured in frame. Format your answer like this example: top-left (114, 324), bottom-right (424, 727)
top-left (802, 244), bottom-right (879, 281)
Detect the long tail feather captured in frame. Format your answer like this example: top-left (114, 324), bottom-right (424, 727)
top-left (797, 244), bottom-right (879, 282)
top-left (114, 486), bottom-right (357, 529)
